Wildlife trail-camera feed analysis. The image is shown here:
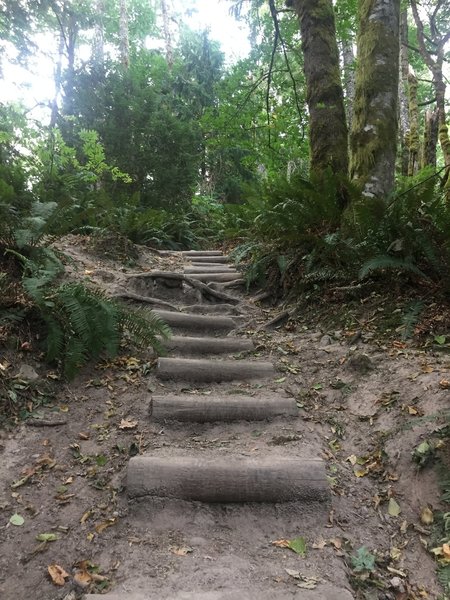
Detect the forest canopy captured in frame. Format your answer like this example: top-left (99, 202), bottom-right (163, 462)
top-left (0, 0), bottom-right (449, 295)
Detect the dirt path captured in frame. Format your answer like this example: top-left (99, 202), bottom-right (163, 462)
top-left (0, 242), bottom-right (447, 599)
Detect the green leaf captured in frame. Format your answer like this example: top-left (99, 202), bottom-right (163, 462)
top-left (388, 498), bottom-right (401, 517)
top-left (96, 454), bottom-right (108, 466)
top-left (9, 513), bottom-right (24, 526)
top-left (288, 537), bottom-right (307, 557)
top-left (434, 335), bottom-right (446, 345)
top-left (36, 532), bottom-right (58, 542)
top-left (274, 376), bottom-right (286, 383)
top-left (313, 383), bottom-right (323, 390)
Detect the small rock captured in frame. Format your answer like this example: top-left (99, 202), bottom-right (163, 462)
top-left (390, 577), bottom-right (405, 592)
top-left (334, 330), bottom-right (343, 339)
top-left (345, 353), bottom-right (374, 374)
top-left (15, 364), bottom-right (39, 381)
top-left (319, 335), bottom-right (333, 347)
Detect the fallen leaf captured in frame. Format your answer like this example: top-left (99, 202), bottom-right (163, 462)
top-left (388, 498), bottom-right (401, 517)
top-left (330, 538), bottom-right (342, 549)
top-left (119, 419), bottom-right (138, 430)
top-left (272, 537), bottom-right (307, 557)
top-left (288, 536), bottom-right (307, 557)
top-left (420, 506), bottom-right (434, 525)
top-left (9, 513), bottom-right (24, 526)
top-left (312, 538), bottom-right (327, 549)
top-left (80, 510), bottom-right (92, 524)
top-left (439, 379), bottom-right (450, 389)
top-left (170, 546), bottom-right (193, 556)
top-left (48, 564), bottom-right (69, 586)
top-left (36, 533), bottom-right (58, 542)
top-left (390, 546), bottom-right (402, 561)
top-left (95, 518), bottom-right (116, 534)
top-left (73, 570), bottom-right (91, 588)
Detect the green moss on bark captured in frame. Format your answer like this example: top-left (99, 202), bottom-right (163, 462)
top-left (350, 0), bottom-right (400, 199)
top-left (291, 0), bottom-right (349, 185)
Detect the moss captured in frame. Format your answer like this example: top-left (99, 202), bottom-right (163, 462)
top-left (407, 72), bottom-right (419, 176)
top-left (292, 0), bottom-right (349, 182)
top-left (350, 0), bottom-right (400, 197)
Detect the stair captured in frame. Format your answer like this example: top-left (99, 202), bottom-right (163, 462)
top-left (83, 249), bottom-right (353, 600)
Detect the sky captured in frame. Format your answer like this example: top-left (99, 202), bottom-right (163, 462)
top-left (0, 0), bottom-right (251, 117)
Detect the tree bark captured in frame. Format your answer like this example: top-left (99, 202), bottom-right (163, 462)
top-left (407, 69), bottom-right (420, 176)
top-left (422, 109), bottom-right (439, 169)
top-left (398, 9), bottom-right (410, 176)
top-left (119, 0), bottom-right (130, 69)
top-left (350, 0), bottom-right (400, 199)
top-left (410, 0), bottom-right (450, 181)
top-left (287, 0), bottom-right (349, 181)
top-left (341, 38), bottom-right (355, 131)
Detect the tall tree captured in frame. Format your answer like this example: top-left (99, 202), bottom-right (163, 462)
top-left (286, 0), bottom-right (349, 185)
top-left (410, 0), bottom-right (450, 181)
top-left (350, 0), bottom-right (400, 199)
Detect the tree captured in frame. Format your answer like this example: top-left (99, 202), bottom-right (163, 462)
top-left (349, 0), bottom-right (400, 199)
top-left (410, 0), bottom-right (450, 182)
top-left (286, 0), bottom-right (349, 185)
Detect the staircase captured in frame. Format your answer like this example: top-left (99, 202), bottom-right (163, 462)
top-left (84, 250), bottom-right (354, 600)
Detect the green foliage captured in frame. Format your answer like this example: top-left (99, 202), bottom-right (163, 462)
top-left (31, 282), bottom-right (170, 379)
top-left (351, 547), bottom-right (376, 572)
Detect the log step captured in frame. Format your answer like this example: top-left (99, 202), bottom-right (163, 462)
top-left (162, 335), bottom-right (253, 356)
top-left (127, 456), bottom-right (329, 503)
top-left (184, 266), bottom-right (234, 273)
top-left (181, 303), bottom-right (242, 315)
top-left (182, 250), bottom-right (223, 256)
top-left (188, 256), bottom-right (229, 264)
top-left (153, 310), bottom-right (235, 334)
top-left (188, 272), bottom-right (241, 283)
top-left (150, 394), bottom-right (298, 422)
top-left (85, 590), bottom-right (354, 600)
top-left (157, 357), bottom-right (275, 382)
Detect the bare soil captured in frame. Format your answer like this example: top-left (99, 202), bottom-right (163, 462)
top-left (0, 236), bottom-right (449, 599)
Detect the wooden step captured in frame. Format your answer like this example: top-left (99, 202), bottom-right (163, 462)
top-left (181, 303), bottom-right (242, 315)
top-left (184, 266), bottom-right (234, 273)
top-left (150, 394), bottom-right (298, 422)
top-left (162, 335), bottom-right (253, 356)
top-left (86, 589), bottom-right (354, 600)
top-left (188, 256), bottom-right (229, 264)
top-left (182, 250), bottom-right (223, 256)
top-left (127, 456), bottom-right (329, 503)
top-left (188, 272), bottom-right (241, 283)
top-left (156, 357), bottom-right (274, 382)
top-left (153, 310), bottom-right (235, 334)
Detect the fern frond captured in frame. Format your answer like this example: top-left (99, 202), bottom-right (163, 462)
top-left (359, 256), bottom-right (427, 280)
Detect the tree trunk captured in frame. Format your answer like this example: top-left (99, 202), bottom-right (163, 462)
top-left (119, 0), bottom-right (130, 69)
top-left (161, 0), bottom-right (173, 69)
top-left (287, 0), bottom-right (349, 181)
top-left (422, 109), bottom-right (439, 169)
top-left (407, 70), bottom-right (420, 176)
top-left (398, 9), bottom-right (410, 176)
top-left (341, 38), bottom-right (355, 131)
top-left (92, 0), bottom-right (105, 73)
top-left (410, 0), bottom-right (450, 182)
top-left (350, 0), bottom-right (400, 199)
top-left (49, 34), bottom-right (64, 128)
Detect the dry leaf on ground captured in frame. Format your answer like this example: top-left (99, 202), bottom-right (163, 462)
top-left (48, 564), bottom-right (69, 586)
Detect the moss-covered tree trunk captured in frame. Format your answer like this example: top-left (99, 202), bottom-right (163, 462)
top-left (287, 0), bottom-right (348, 181)
top-left (398, 9), bottom-right (410, 176)
top-left (422, 109), bottom-right (438, 169)
top-left (350, 0), bottom-right (400, 199)
top-left (341, 38), bottom-right (355, 131)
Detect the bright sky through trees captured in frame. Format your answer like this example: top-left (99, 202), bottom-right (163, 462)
top-left (0, 0), bottom-right (250, 113)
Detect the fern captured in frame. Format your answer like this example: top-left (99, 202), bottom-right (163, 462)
top-left (400, 300), bottom-right (424, 340)
top-left (37, 283), bottom-right (171, 379)
top-left (359, 255), bottom-right (428, 280)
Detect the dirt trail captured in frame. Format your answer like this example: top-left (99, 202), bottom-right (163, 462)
top-left (0, 241), bottom-right (446, 599)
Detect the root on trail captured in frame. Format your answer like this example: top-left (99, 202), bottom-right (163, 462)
top-left (112, 289), bottom-right (180, 311)
top-left (126, 272), bottom-right (240, 305)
